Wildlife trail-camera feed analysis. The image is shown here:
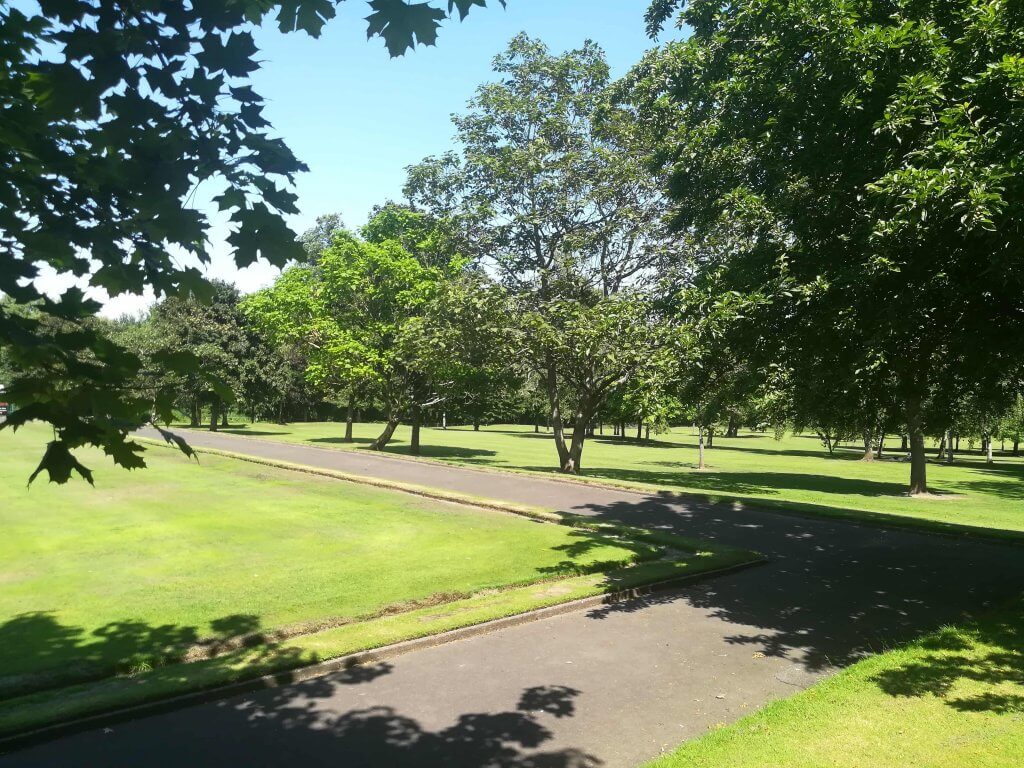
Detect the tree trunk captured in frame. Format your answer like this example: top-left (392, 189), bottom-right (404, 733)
top-left (645, 425), bottom-right (650, 441)
top-left (618, 422), bottom-right (625, 439)
top-left (901, 434), bottom-right (908, 452)
top-left (409, 405), bottom-right (422, 456)
top-left (636, 421), bottom-right (642, 440)
top-left (562, 415), bottom-right (588, 474)
top-left (861, 428), bottom-right (874, 462)
top-left (221, 409), bottom-right (228, 428)
top-left (344, 394), bottom-right (354, 442)
top-left (1014, 439), bottom-right (1020, 456)
top-left (534, 421), bottom-right (540, 433)
top-left (697, 426), bottom-right (706, 470)
top-left (726, 414), bottom-right (739, 438)
top-left (369, 418), bottom-right (400, 451)
top-left (876, 434), bottom-right (885, 459)
top-left (906, 398), bottom-right (928, 495)
top-left (935, 435), bottom-right (946, 459)
top-left (545, 354), bottom-right (571, 470)
top-left (473, 418), bottom-right (480, 431)
top-left (190, 399), bottom-right (201, 427)
top-left (209, 400), bottom-right (220, 432)
top-left (945, 429), bottom-right (954, 463)
top-left (706, 426), bottom-right (714, 448)
top-left (985, 432), bottom-right (993, 464)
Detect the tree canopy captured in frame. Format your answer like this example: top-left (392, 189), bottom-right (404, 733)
top-left (628, 0), bottom-right (1024, 492)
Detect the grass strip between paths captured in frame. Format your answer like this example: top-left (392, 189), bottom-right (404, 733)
top-left (0, 440), bottom-right (760, 742)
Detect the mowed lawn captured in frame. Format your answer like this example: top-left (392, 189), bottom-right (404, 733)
top-left (646, 599), bottom-right (1024, 768)
top-left (0, 424), bottom-right (646, 687)
top-left (195, 421), bottom-right (1024, 534)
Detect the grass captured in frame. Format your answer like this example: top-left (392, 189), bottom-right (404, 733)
top-left (186, 420), bottom-right (1024, 535)
top-left (0, 423), bottom-right (753, 737)
top-left (644, 598), bottom-right (1024, 768)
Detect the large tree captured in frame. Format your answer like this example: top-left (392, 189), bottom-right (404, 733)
top-left (407, 34), bottom-right (674, 473)
top-left (633, 0), bottom-right (1024, 493)
top-left (0, 0), bottom-right (502, 483)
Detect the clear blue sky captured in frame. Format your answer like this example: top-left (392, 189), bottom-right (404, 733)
top-left (66, 1), bottom-right (681, 315)
top-left (251, 1), bottom-right (674, 234)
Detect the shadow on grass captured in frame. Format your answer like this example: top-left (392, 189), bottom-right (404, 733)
top-left (871, 608), bottom-right (1024, 714)
top-left (356, 444), bottom-right (499, 461)
top-left (505, 464), bottom-right (915, 500)
top-left (0, 612), bottom-right (296, 700)
top-left (309, 437), bottom-right (379, 447)
top-left (957, 477), bottom-right (1024, 502)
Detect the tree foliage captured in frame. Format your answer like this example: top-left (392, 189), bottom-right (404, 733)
top-left (630, 0), bottom-right (1024, 492)
top-left (408, 34), bottom-right (674, 472)
top-left (0, 0), bottom-right (502, 482)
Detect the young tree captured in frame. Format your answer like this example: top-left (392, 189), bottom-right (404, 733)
top-left (999, 394), bottom-right (1024, 457)
top-left (244, 232), bottom-right (459, 454)
top-left (420, 273), bottom-right (520, 431)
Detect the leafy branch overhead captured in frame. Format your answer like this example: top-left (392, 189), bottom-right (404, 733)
top-left (367, 1), bottom-right (505, 56)
top-left (0, 0), bottom-right (503, 484)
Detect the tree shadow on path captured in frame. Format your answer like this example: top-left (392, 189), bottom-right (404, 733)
top-left (568, 491), bottom-right (1024, 676)
top-left (6, 679), bottom-right (599, 767)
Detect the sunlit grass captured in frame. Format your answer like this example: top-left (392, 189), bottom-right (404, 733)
top-left (190, 420), bottom-right (1024, 534)
top-left (645, 599), bottom-right (1024, 768)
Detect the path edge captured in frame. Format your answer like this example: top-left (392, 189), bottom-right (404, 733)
top-left (0, 557), bottom-right (763, 754)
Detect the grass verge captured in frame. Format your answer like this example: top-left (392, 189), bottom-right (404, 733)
top-left (645, 598), bottom-right (1024, 768)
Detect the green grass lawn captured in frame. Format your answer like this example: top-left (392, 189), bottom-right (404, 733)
top-left (0, 423), bottom-right (751, 736)
top-left (645, 599), bottom-right (1024, 768)
top-left (191, 420), bottom-right (1024, 535)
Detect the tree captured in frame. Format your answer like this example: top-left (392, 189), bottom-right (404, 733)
top-left (407, 34), bottom-right (674, 473)
top-left (420, 272), bottom-right (520, 431)
top-left (999, 394), bottom-right (1024, 457)
top-left (0, 0), bottom-right (503, 483)
top-left (244, 231), bottom-right (460, 455)
top-left (522, 293), bottom-right (669, 472)
top-left (299, 213), bottom-right (346, 263)
top-left (632, 0), bottom-right (1024, 494)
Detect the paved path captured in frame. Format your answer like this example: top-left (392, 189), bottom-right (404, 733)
top-left (4, 430), bottom-right (1024, 767)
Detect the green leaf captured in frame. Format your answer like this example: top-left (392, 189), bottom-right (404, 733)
top-left (366, 0), bottom-right (447, 57)
top-left (276, 0), bottom-right (338, 37)
top-left (29, 441), bottom-right (95, 486)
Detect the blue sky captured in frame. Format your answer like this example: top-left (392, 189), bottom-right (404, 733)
top-left (49, 1), bottom-right (680, 315)
top-left (251, 1), bottom-right (674, 234)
